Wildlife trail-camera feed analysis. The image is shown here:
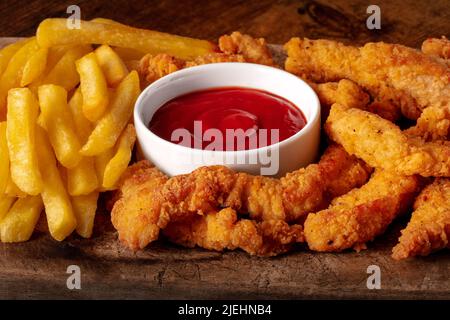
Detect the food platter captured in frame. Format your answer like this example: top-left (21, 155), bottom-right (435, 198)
top-left (0, 36), bottom-right (448, 300)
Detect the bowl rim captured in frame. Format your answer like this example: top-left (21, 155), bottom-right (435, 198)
top-left (134, 62), bottom-right (320, 156)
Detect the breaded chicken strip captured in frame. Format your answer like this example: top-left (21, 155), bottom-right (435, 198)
top-left (163, 207), bottom-right (304, 256)
top-left (139, 32), bottom-right (274, 86)
top-left (111, 161), bottom-right (169, 250)
top-left (392, 178), bottom-right (450, 260)
top-left (325, 104), bottom-right (450, 177)
top-left (111, 145), bottom-right (371, 250)
top-left (285, 38), bottom-right (450, 132)
top-left (422, 36), bottom-right (450, 60)
top-left (138, 52), bottom-right (245, 86)
top-left (311, 79), bottom-right (400, 122)
top-left (304, 170), bottom-right (422, 252)
top-left (218, 31), bottom-right (275, 66)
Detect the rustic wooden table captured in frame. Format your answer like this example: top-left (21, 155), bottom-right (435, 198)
top-left (0, 0), bottom-right (449, 300)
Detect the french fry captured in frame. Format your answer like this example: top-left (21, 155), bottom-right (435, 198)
top-left (37, 45), bottom-right (92, 92)
top-left (5, 176), bottom-right (27, 198)
top-left (67, 157), bottom-right (98, 196)
top-left (0, 122), bottom-right (9, 194)
top-left (0, 196), bottom-right (15, 222)
top-left (80, 71), bottom-right (140, 156)
top-left (102, 124), bottom-right (136, 190)
top-left (76, 52), bottom-right (109, 121)
top-left (95, 147), bottom-right (115, 188)
top-left (94, 45), bottom-right (128, 87)
top-left (36, 126), bottom-right (77, 241)
top-left (20, 47), bottom-right (48, 86)
top-left (36, 18), bottom-right (216, 60)
top-left (71, 192), bottom-right (99, 238)
top-left (0, 195), bottom-right (43, 243)
top-left (65, 88), bottom-right (98, 195)
top-left (0, 39), bottom-right (39, 120)
top-left (6, 88), bottom-right (43, 195)
top-left (38, 84), bottom-right (82, 169)
top-left (0, 38), bottom-right (31, 76)
top-left (46, 44), bottom-right (75, 71)
top-left (68, 88), bottom-right (92, 141)
top-left (113, 47), bottom-right (146, 61)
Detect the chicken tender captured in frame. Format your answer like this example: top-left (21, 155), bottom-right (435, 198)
top-left (111, 161), bottom-right (169, 250)
top-left (111, 145), bottom-right (371, 251)
top-left (139, 32), bottom-right (273, 87)
top-left (285, 38), bottom-right (450, 131)
top-left (163, 207), bottom-right (304, 256)
top-left (325, 104), bottom-right (450, 177)
top-left (304, 170), bottom-right (422, 252)
top-left (392, 178), bottom-right (450, 260)
top-left (218, 31), bottom-right (274, 66)
top-left (422, 36), bottom-right (450, 60)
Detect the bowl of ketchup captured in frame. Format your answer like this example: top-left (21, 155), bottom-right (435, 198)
top-left (134, 63), bottom-right (320, 176)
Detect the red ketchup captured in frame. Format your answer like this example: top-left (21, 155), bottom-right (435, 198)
top-left (148, 87), bottom-right (306, 151)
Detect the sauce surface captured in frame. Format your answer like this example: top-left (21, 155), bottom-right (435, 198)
top-left (148, 87), bottom-right (307, 151)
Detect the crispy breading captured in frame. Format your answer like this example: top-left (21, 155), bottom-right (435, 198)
top-left (392, 178), bottom-right (450, 260)
top-left (163, 207), bottom-right (304, 256)
top-left (219, 31), bottom-right (274, 66)
top-left (422, 36), bottom-right (450, 60)
top-left (138, 32), bottom-right (273, 87)
top-left (111, 145), bottom-right (371, 251)
top-left (304, 170), bottom-right (422, 252)
top-left (285, 38), bottom-right (450, 129)
top-left (110, 161), bottom-right (169, 250)
top-left (325, 104), bottom-right (450, 177)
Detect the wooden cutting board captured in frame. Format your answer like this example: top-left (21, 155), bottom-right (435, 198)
top-left (0, 38), bottom-right (449, 300)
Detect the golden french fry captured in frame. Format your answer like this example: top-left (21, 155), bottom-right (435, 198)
top-left (114, 47), bottom-right (145, 61)
top-left (6, 88), bottom-right (43, 195)
top-left (4, 176), bottom-right (27, 198)
top-left (67, 157), bottom-right (98, 196)
top-left (102, 124), bottom-right (136, 189)
top-left (37, 45), bottom-right (92, 92)
top-left (68, 88), bottom-right (92, 142)
top-left (0, 38), bottom-right (31, 76)
top-left (36, 19), bottom-right (216, 60)
top-left (0, 196), bottom-right (15, 222)
top-left (35, 126), bottom-right (77, 241)
top-left (38, 84), bottom-right (82, 168)
top-left (71, 192), bottom-right (99, 238)
top-left (20, 47), bottom-right (48, 86)
top-left (46, 44), bottom-right (75, 71)
top-left (80, 71), bottom-right (140, 156)
top-left (0, 122), bottom-right (9, 194)
top-left (90, 17), bottom-right (125, 26)
top-left (0, 39), bottom-right (39, 120)
top-left (76, 52), bottom-right (109, 122)
top-left (95, 45), bottom-right (128, 87)
top-left (94, 147), bottom-right (115, 188)
top-left (0, 195), bottom-right (42, 242)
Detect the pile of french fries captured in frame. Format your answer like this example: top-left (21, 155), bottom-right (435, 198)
top-left (0, 18), bottom-right (215, 243)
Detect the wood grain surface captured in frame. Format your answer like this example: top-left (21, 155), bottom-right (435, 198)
top-left (0, 1), bottom-right (449, 299)
top-left (0, 0), bottom-right (449, 47)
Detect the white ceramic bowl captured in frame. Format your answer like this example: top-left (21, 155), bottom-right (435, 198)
top-left (134, 63), bottom-right (320, 177)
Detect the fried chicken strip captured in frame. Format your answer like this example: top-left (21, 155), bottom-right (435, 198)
top-left (285, 38), bottom-right (450, 129)
top-left (163, 208), bottom-right (304, 256)
top-left (392, 178), bottom-right (450, 260)
top-left (111, 145), bottom-right (371, 250)
top-left (422, 36), bottom-right (450, 60)
top-left (311, 79), bottom-right (400, 122)
top-left (111, 161), bottom-right (169, 250)
top-left (139, 32), bottom-right (274, 86)
top-left (325, 104), bottom-right (450, 177)
top-left (304, 170), bottom-right (422, 252)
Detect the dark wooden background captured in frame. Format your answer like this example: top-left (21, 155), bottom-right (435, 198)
top-left (1, 0), bottom-right (449, 47)
top-left (0, 0), bottom-right (449, 300)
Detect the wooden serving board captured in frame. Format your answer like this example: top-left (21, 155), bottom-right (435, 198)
top-left (0, 38), bottom-right (449, 300)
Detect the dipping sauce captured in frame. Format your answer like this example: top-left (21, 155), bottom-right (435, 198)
top-left (148, 87), bottom-right (307, 151)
